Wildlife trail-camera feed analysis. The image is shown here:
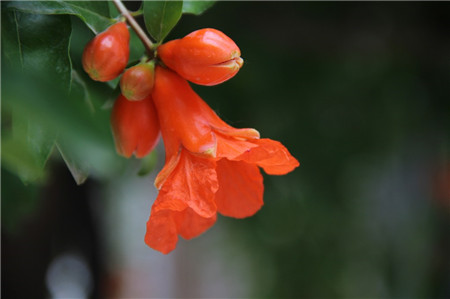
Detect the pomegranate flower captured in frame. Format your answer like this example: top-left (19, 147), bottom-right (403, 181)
top-left (145, 67), bottom-right (299, 254)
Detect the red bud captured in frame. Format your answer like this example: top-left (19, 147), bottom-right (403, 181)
top-left (120, 61), bottom-right (155, 101)
top-left (82, 22), bottom-right (130, 82)
top-left (158, 28), bottom-right (243, 86)
top-left (111, 94), bottom-right (160, 158)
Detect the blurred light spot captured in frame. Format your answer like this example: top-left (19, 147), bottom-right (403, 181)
top-left (45, 253), bottom-right (93, 299)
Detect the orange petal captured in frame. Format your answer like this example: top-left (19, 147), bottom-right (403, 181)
top-left (145, 209), bottom-right (179, 254)
top-left (215, 159), bottom-right (264, 218)
top-left (154, 147), bottom-right (181, 190)
top-left (215, 133), bottom-right (259, 160)
top-left (237, 138), bottom-right (300, 175)
top-left (174, 208), bottom-right (217, 240)
top-left (212, 126), bottom-right (260, 140)
top-left (145, 206), bottom-right (217, 254)
top-left (156, 148), bottom-right (218, 218)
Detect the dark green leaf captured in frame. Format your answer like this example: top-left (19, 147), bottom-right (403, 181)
top-left (108, 0), bottom-right (120, 19)
top-left (71, 69), bottom-right (95, 113)
top-left (1, 135), bottom-right (48, 183)
top-left (1, 102), bottom-right (57, 184)
top-left (2, 10), bottom-right (72, 89)
top-left (3, 65), bottom-right (126, 183)
top-left (1, 8), bottom-right (22, 67)
top-left (6, 1), bottom-right (113, 34)
top-left (143, 0), bottom-right (182, 43)
top-left (129, 28), bottom-right (146, 63)
top-left (182, 1), bottom-right (216, 15)
top-left (1, 168), bottom-right (39, 233)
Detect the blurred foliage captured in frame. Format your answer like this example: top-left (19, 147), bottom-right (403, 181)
top-left (2, 1), bottom-right (450, 298)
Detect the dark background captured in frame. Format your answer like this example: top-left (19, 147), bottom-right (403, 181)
top-left (2, 2), bottom-right (450, 298)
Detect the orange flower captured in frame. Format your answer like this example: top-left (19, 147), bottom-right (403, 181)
top-left (145, 67), bottom-right (299, 254)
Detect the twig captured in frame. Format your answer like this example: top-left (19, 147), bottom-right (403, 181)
top-left (113, 0), bottom-right (154, 56)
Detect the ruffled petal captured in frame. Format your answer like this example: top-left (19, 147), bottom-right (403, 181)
top-left (145, 206), bottom-right (216, 254)
top-left (215, 133), bottom-right (258, 160)
top-left (145, 209), bottom-right (179, 254)
top-left (237, 138), bottom-right (299, 175)
top-left (215, 159), bottom-right (264, 218)
top-left (154, 147), bottom-right (181, 190)
top-left (156, 148), bottom-right (219, 218)
top-left (174, 208), bottom-right (217, 240)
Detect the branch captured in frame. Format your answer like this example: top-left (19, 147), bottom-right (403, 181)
top-left (113, 0), bottom-right (154, 56)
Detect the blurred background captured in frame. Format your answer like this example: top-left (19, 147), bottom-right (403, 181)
top-left (2, 1), bottom-right (450, 298)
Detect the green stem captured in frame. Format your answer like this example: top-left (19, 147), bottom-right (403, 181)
top-left (112, 0), bottom-right (154, 56)
top-left (130, 9), bottom-right (143, 17)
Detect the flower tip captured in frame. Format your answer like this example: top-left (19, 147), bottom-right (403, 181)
top-left (235, 57), bottom-right (244, 69)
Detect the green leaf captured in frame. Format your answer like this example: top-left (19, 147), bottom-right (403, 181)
top-left (0, 103), bottom-right (57, 184)
top-left (5, 1), bottom-right (113, 34)
top-left (182, 1), bottom-right (216, 15)
top-left (143, 0), bottom-right (182, 43)
top-left (1, 169), bottom-right (40, 233)
top-left (71, 69), bottom-right (95, 113)
top-left (2, 9), bottom-right (72, 89)
top-left (129, 28), bottom-right (146, 63)
top-left (56, 141), bottom-right (90, 185)
top-left (1, 135), bottom-right (48, 183)
top-left (3, 65), bottom-right (126, 183)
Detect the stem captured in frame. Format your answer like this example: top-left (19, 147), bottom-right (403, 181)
top-left (130, 9), bottom-right (143, 17)
top-left (113, 0), bottom-right (154, 56)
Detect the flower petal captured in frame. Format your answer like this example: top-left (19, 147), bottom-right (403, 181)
top-left (175, 208), bottom-right (217, 240)
top-left (215, 133), bottom-right (259, 160)
top-left (145, 209), bottom-right (179, 254)
top-left (215, 159), bottom-right (264, 218)
top-left (237, 138), bottom-right (300, 175)
top-left (154, 147), bottom-right (181, 190)
top-left (145, 206), bottom-right (216, 254)
top-left (157, 148), bottom-right (219, 218)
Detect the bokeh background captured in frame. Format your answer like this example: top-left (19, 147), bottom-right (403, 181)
top-left (2, 1), bottom-right (450, 298)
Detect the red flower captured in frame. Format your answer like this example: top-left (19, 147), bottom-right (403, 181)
top-left (145, 67), bottom-right (299, 254)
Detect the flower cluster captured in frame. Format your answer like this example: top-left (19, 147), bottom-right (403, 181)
top-left (83, 23), bottom-right (299, 254)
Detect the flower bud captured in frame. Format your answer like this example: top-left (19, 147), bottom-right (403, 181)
top-left (157, 28), bottom-right (243, 86)
top-left (120, 61), bottom-right (155, 101)
top-left (82, 22), bottom-right (130, 82)
top-left (111, 94), bottom-right (160, 158)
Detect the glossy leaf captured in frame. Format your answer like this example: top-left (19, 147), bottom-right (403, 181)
top-left (5, 0), bottom-right (113, 34)
top-left (2, 10), bottom-right (72, 89)
top-left (143, 0), bottom-right (182, 43)
top-left (182, 1), bottom-right (216, 15)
